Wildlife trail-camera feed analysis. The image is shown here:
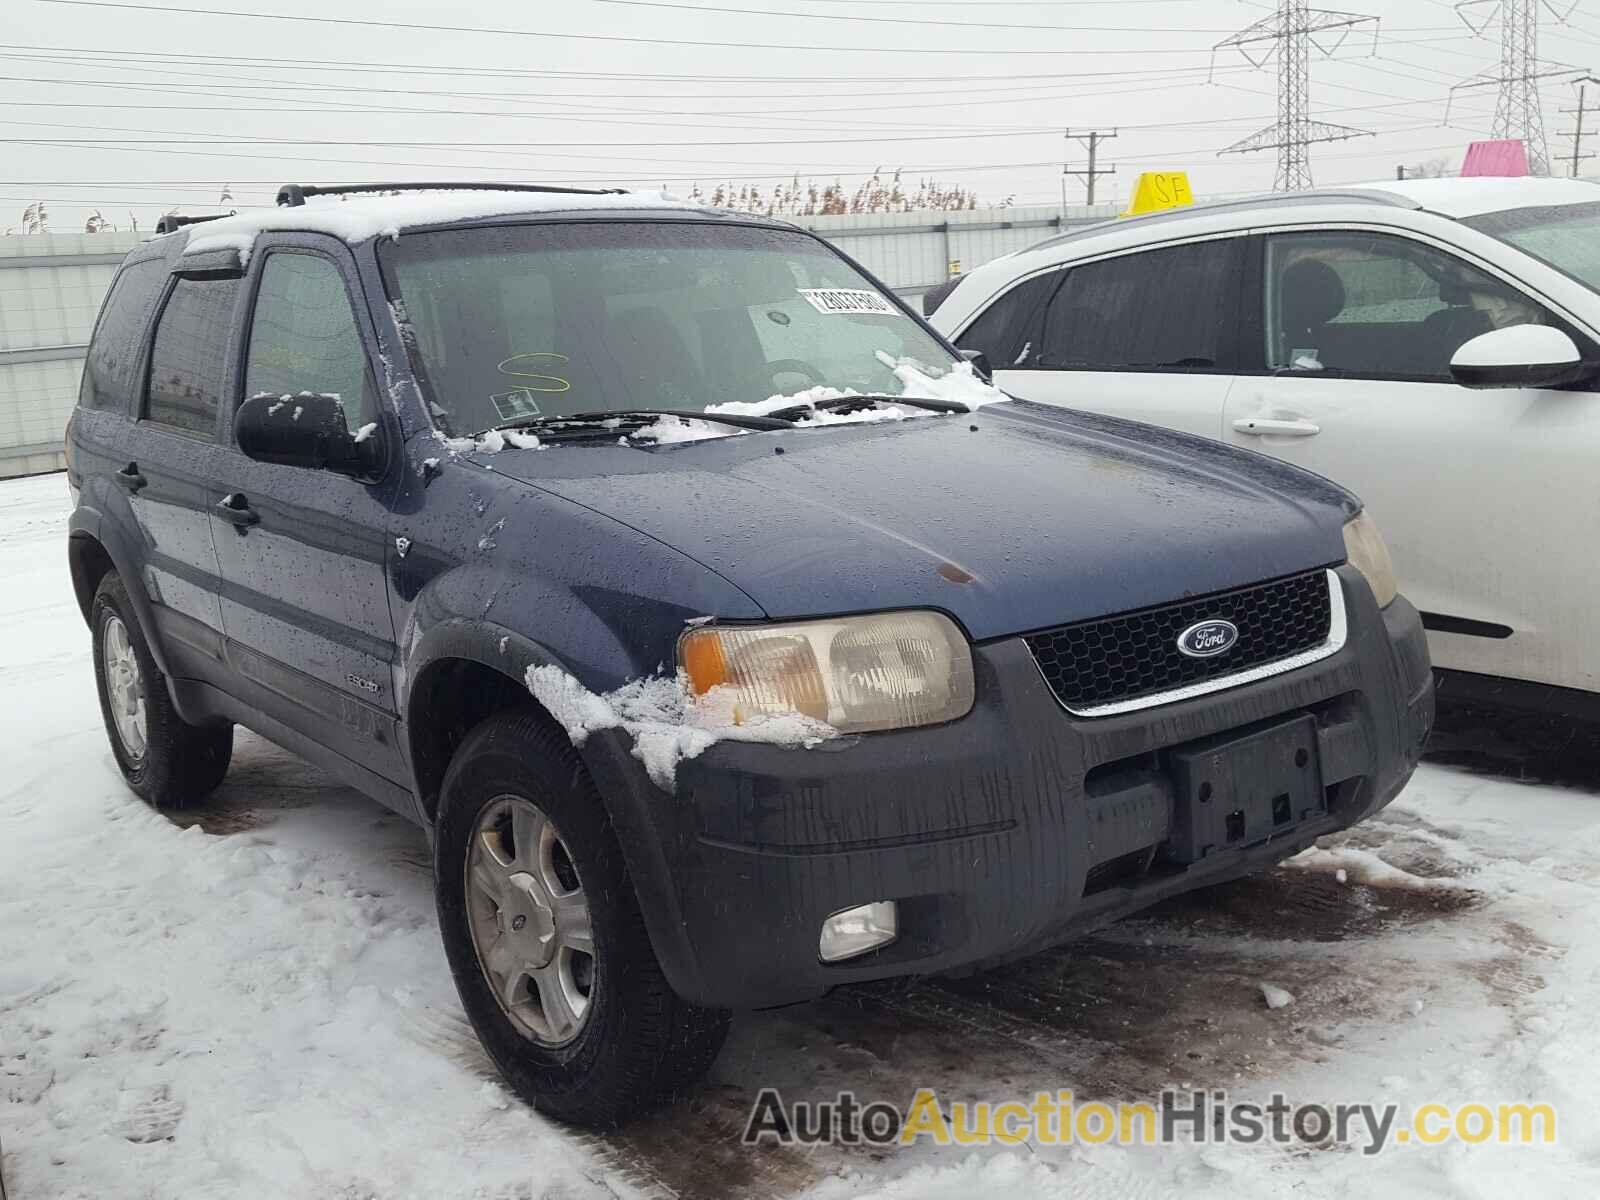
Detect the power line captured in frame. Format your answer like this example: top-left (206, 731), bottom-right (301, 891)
top-left (0, 41), bottom-right (1241, 86)
top-left (586, 0), bottom-right (1247, 32)
top-left (18, 0), bottom-right (1239, 57)
top-left (0, 60), bottom-right (1285, 128)
top-left (589, 0), bottom-right (1463, 36)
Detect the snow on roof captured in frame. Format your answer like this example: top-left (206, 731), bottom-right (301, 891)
top-left (1340, 176), bottom-right (1600, 219)
top-left (178, 188), bottom-right (700, 261)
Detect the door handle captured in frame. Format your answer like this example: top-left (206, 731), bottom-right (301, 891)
top-left (115, 462), bottom-right (147, 493)
top-left (216, 492), bottom-right (260, 531)
top-left (1232, 417), bottom-right (1321, 438)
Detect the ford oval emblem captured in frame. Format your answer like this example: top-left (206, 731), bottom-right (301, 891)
top-left (1177, 618), bottom-right (1238, 659)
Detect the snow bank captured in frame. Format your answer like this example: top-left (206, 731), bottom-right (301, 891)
top-left (179, 188), bottom-right (694, 262)
top-left (1284, 845), bottom-right (1473, 893)
top-left (524, 665), bottom-right (836, 789)
top-left (805, 1153), bottom-right (1083, 1200)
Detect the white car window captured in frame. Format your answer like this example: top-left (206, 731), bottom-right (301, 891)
top-left (1037, 240), bottom-right (1240, 371)
top-left (953, 269), bottom-right (1062, 369)
top-left (954, 241), bottom-right (1240, 373)
top-left (1264, 231), bottom-right (1555, 380)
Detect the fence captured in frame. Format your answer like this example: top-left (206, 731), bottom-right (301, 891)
top-left (792, 202), bottom-right (1118, 299)
top-left (0, 205), bottom-right (1116, 477)
top-left (0, 230), bottom-right (142, 477)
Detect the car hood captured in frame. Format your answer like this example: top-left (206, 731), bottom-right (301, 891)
top-left (477, 402), bottom-right (1358, 640)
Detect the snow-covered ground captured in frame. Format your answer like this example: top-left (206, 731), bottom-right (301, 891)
top-left (3, 469), bottom-right (1598, 1199)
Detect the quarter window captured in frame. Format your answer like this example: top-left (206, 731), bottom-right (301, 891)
top-left (81, 259), bottom-right (166, 412)
top-left (1264, 231), bottom-right (1561, 380)
top-left (1036, 240), bottom-right (1240, 371)
top-left (144, 275), bottom-right (241, 435)
top-left (244, 253), bottom-right (374, 427)
top-left (954, 270), bottom-right (1062, 369)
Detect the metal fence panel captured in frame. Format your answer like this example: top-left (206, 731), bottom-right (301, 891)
top-left (0, 231), bottom-right (142, 477)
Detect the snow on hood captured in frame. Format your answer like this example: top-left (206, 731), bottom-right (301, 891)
top-left (708, 353), bottom-right (1008, 420)
top-left (525, 665), bottom-right (836, 790)
top-left (177, 189), bottom-right (697, 262)
top-left (430, 356), bottom-right (1010, 453)
top-left (624, 356), bottom-right (1010, 445)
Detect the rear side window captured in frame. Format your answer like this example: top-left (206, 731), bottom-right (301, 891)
top-left (80, 259), bottom-right (166, 412)
top-left (1036, 240), bottom-right (1241, 371)
top-left (144, 276), bottom-right (241, 435)
top-left (954, 270), bottom-right (1062, 369)
top-left (243, 252), bottom-right (376, 427)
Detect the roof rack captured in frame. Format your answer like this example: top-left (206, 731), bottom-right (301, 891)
top-left (275, 181), bottom-right (628, 207)
top-left (153, 211), bottom-right (236, 235)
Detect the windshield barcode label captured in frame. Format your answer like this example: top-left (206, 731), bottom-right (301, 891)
top-left (798, 288), bottom-right (895, 315)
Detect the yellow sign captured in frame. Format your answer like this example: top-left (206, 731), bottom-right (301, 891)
top-left (1121, 171), bottom-right (1194, 217)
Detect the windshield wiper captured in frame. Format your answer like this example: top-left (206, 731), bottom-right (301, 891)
top-left (485, 407), bottom-right (791, 436)
top-left (761, 393), bottom-right (971, 422)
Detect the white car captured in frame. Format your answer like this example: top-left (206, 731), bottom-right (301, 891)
top-left (928, 177), bottom-right (1600, 713)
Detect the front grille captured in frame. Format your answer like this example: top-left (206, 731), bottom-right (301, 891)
top-left (1024, 570), bottom-right (1332, 713)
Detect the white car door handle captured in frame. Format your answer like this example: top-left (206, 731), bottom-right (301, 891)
top-left (1232, 417), bottom-right (1321, 438)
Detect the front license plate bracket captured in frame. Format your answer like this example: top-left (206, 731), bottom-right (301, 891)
top-left (1162, 714), bottom-right (1324, 864)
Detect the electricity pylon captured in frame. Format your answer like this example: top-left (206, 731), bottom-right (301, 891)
top-left (1449, 1), bottom-right (1583, 176)
top-left (1212, 0), bottom-right (1380, 191)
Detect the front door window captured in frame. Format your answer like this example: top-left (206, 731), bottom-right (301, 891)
top-left (1263, 231), bottom-right (1561, 380)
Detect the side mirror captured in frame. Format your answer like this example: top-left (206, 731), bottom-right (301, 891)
top-left (959, 348), bottom-right (993, 382)
top-left (1450, 325), bottom-right (1592, 390)
top-left (235, 392), bottom-right (381, 479)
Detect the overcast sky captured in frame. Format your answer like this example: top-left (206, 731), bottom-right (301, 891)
top-left (5, 0), bottom-right (1600, 232)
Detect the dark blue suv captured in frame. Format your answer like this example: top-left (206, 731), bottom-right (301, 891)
top-left (65, 182), bottom-right (1434, 1127)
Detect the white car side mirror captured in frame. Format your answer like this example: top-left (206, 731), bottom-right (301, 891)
top-left (1450, 324), bottom-right (1591, 390)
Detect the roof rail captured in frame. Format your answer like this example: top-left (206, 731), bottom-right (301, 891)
top-left (153, 211), bottom-right (236, 235)
top-left (275, 181), bottom-right (628, 207)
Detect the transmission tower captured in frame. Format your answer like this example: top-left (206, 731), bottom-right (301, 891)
top-left (1212, 0), bottom-right (1380, 191)
top-left (1449, 1), bottom-right (1582, 176)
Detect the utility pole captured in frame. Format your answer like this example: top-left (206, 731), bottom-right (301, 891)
top-left (1449, 1), bottom-right (1580, 177)
top-left (1211, 0), bottom-right (1380, 192)
top-left (1559, 79), bottom-right (1597, 177)
top-left (1062, 128), bottom-right (1118, 208)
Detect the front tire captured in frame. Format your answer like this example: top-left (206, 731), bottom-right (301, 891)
top-left (434, 710), bottom-right (729, 1127)
top-left (91, 571), bottom-right (232, 808)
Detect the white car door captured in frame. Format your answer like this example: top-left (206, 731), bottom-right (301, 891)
top-left (1223, 226), bottom-right (1600, 693)
top-left (951, 235), bottom-right (1249, 441)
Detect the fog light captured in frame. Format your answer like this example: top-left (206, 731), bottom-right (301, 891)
top-left (819, 901), bottom-right (898, 963)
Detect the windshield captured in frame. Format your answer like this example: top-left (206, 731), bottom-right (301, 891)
top-left (378, 220), bottom-right (963, 435)
top-left (1463, 200), bottom-right (1600, 295)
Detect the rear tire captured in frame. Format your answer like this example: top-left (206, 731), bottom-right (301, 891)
top-left (91, 572), bottom-right (232, 809)
top-left (434, 709), bottom-right (729, 1128)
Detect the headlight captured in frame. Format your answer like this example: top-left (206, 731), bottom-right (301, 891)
top-left (679, 611), bottom-right (975, 733)
top-left (1343, 511), bottom-right (1397, 608)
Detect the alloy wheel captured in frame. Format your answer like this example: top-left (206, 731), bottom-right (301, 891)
top-left (102, 614), bottom-right (148, 761)
top-left (465, 795), bottom-right (596, 1047)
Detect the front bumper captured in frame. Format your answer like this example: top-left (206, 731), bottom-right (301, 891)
top-left (585, 565), bottom-right (1433, 1009)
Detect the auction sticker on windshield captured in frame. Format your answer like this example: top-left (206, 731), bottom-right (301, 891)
top-left (799, 288), bottom-right (896, 315)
